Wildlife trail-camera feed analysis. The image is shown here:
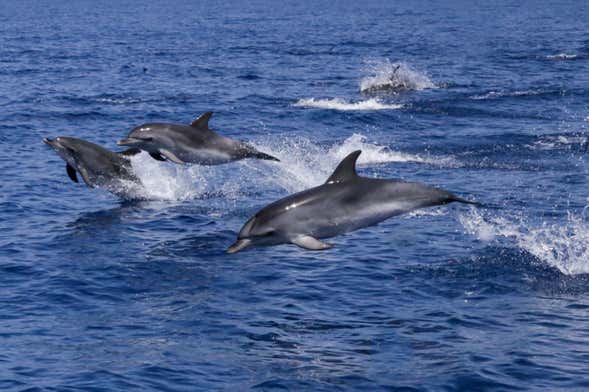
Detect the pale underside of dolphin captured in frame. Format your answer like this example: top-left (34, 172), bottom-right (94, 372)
top-left (117, 111), bottom-right (280, 165)
top-left (43, 136), bottom-right (142, 196)
top-left (228, 150), bottom-right (479, 253)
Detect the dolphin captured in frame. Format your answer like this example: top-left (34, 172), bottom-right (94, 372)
top-left (228, 150), bottom-right (479, 253)
top-left (43, 136), bottom-right (142, 196)
top-left (116, 111), bottom-right (280, 165)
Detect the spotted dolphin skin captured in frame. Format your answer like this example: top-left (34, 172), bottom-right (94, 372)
top-left (228, 150), bottom-right (479, 253)
top-left (43, 137), bottom-right (141, 196)
top-left (117, 111), bottom-right (280, 165)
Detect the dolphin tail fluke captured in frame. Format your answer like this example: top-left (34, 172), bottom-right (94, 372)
top-left (250, 151), bottom-right (280, 162)
top-left (451, 196), bottom-right (483, 207)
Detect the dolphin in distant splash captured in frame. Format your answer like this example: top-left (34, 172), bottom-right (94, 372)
top-left (228, 150), bottom-right (479, 253)
top-left (117, 111), bottom-right (280, 165)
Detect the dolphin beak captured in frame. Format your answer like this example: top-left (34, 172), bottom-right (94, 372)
top-left (43, 137), bottom-right (59, 148)
top-left (227, 239), bottom-right (252, 254)
top-left (117, 138), bottom-right (138, 146)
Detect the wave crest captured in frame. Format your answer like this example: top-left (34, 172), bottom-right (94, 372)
top-left (546, 53), bottom-right (578, 60)
top-left (293, 97), bottom-right (402, 111)
top-left (470, 90), bottom-right (544, 100)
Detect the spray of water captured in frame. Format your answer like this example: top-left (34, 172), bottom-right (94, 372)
top-left (459, 209), bottom-right (589, 276)
top-left (121, 134), bottom-right (446, 200)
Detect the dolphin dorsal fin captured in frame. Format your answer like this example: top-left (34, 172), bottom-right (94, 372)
top-left (190, 111), bottom-right (213, 128)
top-left (325, 150), bottom-right (362, 184)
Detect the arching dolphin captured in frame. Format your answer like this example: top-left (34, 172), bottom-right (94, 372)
top-left (43, 137), bottom-right (142, 196)
top-left (228, 150), bottom-right (479, 253)
top-left (116, 112), bottom-right (280, 165)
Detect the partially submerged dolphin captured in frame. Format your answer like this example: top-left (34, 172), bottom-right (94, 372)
top-left (228, 150), bottom-right (478, 253)
top-left (43, 137), bottom-right (142, 196)
top-left (117, 111), bottom-right (280, 165)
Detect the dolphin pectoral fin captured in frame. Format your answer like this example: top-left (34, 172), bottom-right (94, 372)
top-left (76, 167), bottom-right (94, 187)
top-left (227, 239), bottom-right (252, 254)
top-left (291, 235), bottom-right (332, 251)
top-left (149, 152), bottom-right (167, 162)
top-left (66, 164), bottom-right (78, 183)
top-left (160, 149), bottom-right (186, 164)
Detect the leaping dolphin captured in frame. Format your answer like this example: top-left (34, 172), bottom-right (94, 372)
top-left (228, 150), bottom-right (479, 253)
top-left (117, 111), bottom-right (280, 165)
top-left (43, 137), bottom-right (142, 196)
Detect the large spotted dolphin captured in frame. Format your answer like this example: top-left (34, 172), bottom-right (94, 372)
top-left (43, 137), bottom-right (142, 197)
top-left (228, 150), bottom-right (479, 253)
top-left (117, 111), bottom-right (279, 165)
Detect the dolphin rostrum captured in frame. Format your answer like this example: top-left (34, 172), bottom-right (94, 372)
top-left (116, 111), bottom-right (280, 165)
top-left (228, 150), bottom-right (479, 253)
top-left (44, 136), bottom-right (142, 196)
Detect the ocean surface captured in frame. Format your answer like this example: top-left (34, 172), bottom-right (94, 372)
top-left (1, 1), bottom-right (589, 390)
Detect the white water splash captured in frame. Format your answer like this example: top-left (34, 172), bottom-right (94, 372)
top-left (252, 133), bottom-right (450, 192)
top-left (123, 134), bottom-right (449, 200)
top-left (546, 53), bottom-right (578, 60)
top-left (360, 59), bottom-right (436, 93)
top-left (294, 97), bottom-right (402, 111)
top-left (129, 152), bottom-right (210, 201)
top-left (459, 209), bottom-right (589, 275)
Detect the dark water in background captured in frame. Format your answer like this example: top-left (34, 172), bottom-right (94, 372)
top-left (1, 0), bottom-right (589, 390)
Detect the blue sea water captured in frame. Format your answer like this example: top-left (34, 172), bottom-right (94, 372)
top-left (1, 0), bottom-right (589, 390)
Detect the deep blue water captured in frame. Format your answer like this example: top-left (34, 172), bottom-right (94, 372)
top-left (2, 1), bottom-right (589, 390)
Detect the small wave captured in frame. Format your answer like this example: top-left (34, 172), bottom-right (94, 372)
top-left (470, 90), bottom-right (544, 100)
top-left (360, 59), bottom-right (436, 93)
top-left (529, 134), bottom-right (588, 151)
top-left (96, 97), bottom-right (143, 104)
top-left (459, 209), bottom-right (589, 275)
top-left (293, 98), bottom-right (402, 111)
top-left (546, 53), bottom-right (578, 60)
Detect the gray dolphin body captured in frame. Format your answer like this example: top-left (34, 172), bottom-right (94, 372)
top-left (117, 112), bottom-right (279, 165)
top-left (44, 137), bottom-right (142, 196)
top-left (228, 150), bottom-right (478, 253)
